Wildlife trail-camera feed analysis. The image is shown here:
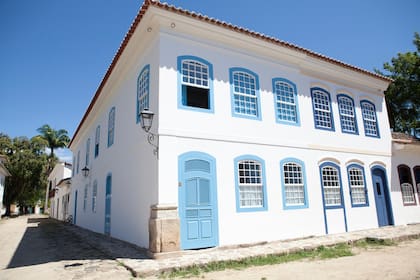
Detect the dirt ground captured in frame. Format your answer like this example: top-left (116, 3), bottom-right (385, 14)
top-left (148, 238), bottom-right (420, 280)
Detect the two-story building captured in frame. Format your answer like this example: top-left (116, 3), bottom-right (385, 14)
top-left (47, 162), bottom-right (72, 220)
top-left (68, 0), bottom-right (416, 254)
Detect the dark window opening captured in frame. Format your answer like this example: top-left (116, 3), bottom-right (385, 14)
top-left (398, 165), bottom-right (413, 185)
top-left (376, 182), bottom-right (381, 195)
top-left (184, 85), bottom-right (209, 109)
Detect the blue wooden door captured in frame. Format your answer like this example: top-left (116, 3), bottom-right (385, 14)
top-left (104, 174), bottom-right (112, 235)
top-left (372, 174), bottom-right (389, 226)
top-left (179, 153), bottom-right (219, 250)
top-left (73, 190), bottom-right (78, 224)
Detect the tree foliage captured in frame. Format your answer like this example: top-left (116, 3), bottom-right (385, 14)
top-left (377, 32), bottom-right (420, 132)
top-left (35, 124), bottom-right (70, 173)
top-left (0, 133), bottom-right (49, 216)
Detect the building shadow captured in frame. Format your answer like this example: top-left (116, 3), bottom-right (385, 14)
top-left (7, 216), bottom-right (148, 268)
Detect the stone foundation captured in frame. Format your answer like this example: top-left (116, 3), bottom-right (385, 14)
top-left (149, 204), bottom-right (180, 253)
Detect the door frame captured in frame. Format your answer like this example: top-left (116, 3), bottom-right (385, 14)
top-left (371, 165), bottom-right (394, 226)
top-left (105, 173), bottom-right (112, 236)
top-left (178, 151), bottom-right (219, 250)
top-left (73, 190), bottom-right (78, 224)
top-left (319, 161), bottom-right (348, 234)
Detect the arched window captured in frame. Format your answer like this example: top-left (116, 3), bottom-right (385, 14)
top-left (178, 56), bottom-right (213, 112)
top-left (136, 65), bottom-right (150, 123)
top-left (92, 180), bottom-right (98, 213)
top-left (347, 164), bottom-right (368, 206)
top-left (108, 107), bottom-right (115, 147)
top-left (85, 138), bottom-right (90, 166)
top-left (83, 184), bottom-right (88, 212)
top-left (76, 151), bottom-right (80, 174)
top-left (337, 94), bottom-right (358, 134)
top-left (320, 162), bottom-right (343, 208)
top-left (311, 88), bottom-right (334, 131)
top-left (273, 78), bottom-right (300, 125)
top-left (234, 155), bottom-right (267, 211)
top-left (280, 158), bottom-right (308, 209)
top-left (94, 125), bottom-right (100, 158)
top-left (361, 100), bottom-right (379, 137)
top-left (230, 68), bottom-right (261, 120)
top-left (398, 164), bottom-right (416, 205)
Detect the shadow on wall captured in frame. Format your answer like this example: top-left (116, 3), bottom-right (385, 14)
top-left (7, 217), bottom-right (148, 269)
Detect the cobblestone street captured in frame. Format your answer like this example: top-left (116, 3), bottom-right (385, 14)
top-left (0, 215), bottom-right (135, 280)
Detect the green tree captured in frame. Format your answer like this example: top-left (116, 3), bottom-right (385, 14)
top-left (377, 32), bottom-right (420, 132)
top-left (35, 124), bottom-right (70, 172)
top-left (0, 133), bottom-right (48, 216)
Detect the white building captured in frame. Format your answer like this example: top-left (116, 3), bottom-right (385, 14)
top-left (47, 162), bottom-right (72, 220)
top-left (0, 155), bottom-right (11, 218)
top-left (68, 1), bottom-right (416, 253)
top-left (391, 132), bottom-right (420, 225)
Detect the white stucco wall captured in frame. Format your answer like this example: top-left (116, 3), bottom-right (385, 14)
top-left (69, 32), bottom-right (160, 248)
top-left (156, 30), bottom-right (391, 246)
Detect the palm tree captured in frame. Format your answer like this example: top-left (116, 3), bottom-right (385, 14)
top-left (36, 124), bottom-right (70, 162)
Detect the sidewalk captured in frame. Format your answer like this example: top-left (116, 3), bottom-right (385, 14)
top-left (65, 221), bottom-right (420, 277)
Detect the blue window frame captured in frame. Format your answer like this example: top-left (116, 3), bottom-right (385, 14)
top-left (108, 107), bottom-right (115, 147)
top-left (320, 162), bottom-right (344, 209)
top-left (136, 65), bottom-right (150, 123)
top-left (85, 138), bottom-right (90, 166)
top-left (280, 158), bottom-right (308, 209)
top-left (272, 78), bottom-right (300, 126)
top-left (360, 100), bottom-right (380, 138)
top-left (72, 156), bottom-right (76, 174)
top-left (347, 164), bottom-right (369, 207)
top-left (83, 184), bottom-right (88, 212)
top-left (105, 173), bottom-right (112, 235)
top-left (311, 87), bottom-right (334, 131)
top-left (76, 151), bottom-right (80, 174)
top-left (230, 68), bottom-right (261, 120)
top-left (92, 180), bottom-right (97, 213)
top-left (94, 125), bottom-right (100, 158)
top-left (337, 94), bottom-right (358, 134)
top-left (234, 155), bottom-right (267, 212)
top-left (178, 56), bottom-right (214, 113)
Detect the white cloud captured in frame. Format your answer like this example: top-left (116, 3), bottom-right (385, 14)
top-left (55, 148), bottom-right (73, 163)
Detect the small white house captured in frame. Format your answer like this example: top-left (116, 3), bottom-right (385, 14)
top-left (47, 162), bottom-right (72, 220)
top-left (390, 132), bottom-right (420, 225)
top-left (0, 155), bottom-right (11, 218)
top-left (68, 0), bottom-right (414, 254)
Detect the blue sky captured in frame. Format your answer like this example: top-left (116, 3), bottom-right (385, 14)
top-left (1, 0), bottom-right (419, 161)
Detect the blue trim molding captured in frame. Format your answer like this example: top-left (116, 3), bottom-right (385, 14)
top-left (280, 157), bottom-right (308, 210)
top-left (234, 154), bottom-right (267, 212)
top-left (337, 94), bottom-right (358, 135)
top-left (136, 64), bottom-right (150, 123)
top-left (229, 67), bottom-right (262, 121)
top-left (360, 100), bottom-right (380, 138)
top-left (272, 78), bottom-right (300, 126)
top-left (347, 163), bottom-right (369, 207)
top-left (177, 55), bottom-right (214, 113)
top-left (311, 87), bottom-right (335, 131)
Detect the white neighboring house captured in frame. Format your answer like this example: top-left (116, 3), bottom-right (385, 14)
top-left (391, 131), bottom-right (420, 225)
top-left (67, 1), bottom-right (415, 254)
top-left (0, 155), bottom-right (11, 218)
top-left (46, 162), bottom-right (72, 220)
